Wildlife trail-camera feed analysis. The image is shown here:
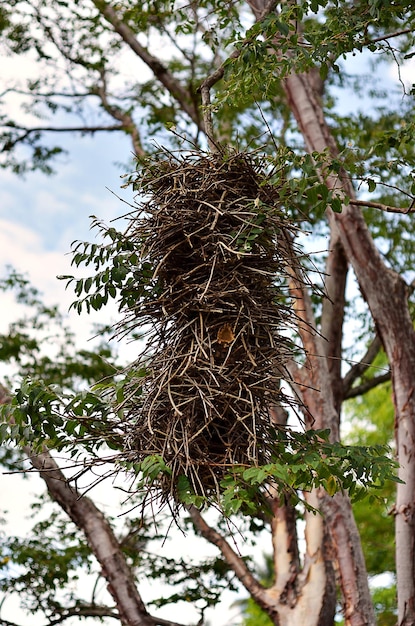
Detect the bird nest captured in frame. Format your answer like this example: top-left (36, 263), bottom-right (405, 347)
top-left (120, 149), bottom-right (306, 504)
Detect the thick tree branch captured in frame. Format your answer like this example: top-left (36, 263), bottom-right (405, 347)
top-left (23, 449), bottom-right (154, 626)
top-left (279, 35), bottom-right (415, 626)
top-left (0, 385), bottom-right (183, 626)
top-left (321, 226), bottom-right (349, 414)
top-left (91, 0), bottom-right (202, 130)
top-left (285, 252), bottom-right (339, 435)
top-left (187, 506), bottom-right (285, 619)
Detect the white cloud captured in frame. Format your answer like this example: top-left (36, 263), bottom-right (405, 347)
top-left (0, 219), bottom-right (73, 304)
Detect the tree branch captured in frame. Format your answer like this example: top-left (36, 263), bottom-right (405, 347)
top-left (23, 448), bottom-right (154, 626)
top-left (91, 0), bottom-right (203, 130)
top-left (2, 124), bottom-right (126, 151)
top-left (344, 372), bottom-right (391, 400)
top-left (94, 70), bottom-right (145, 157)
top-left (0, 87), bottom-right (92, 99)
top-left (364, 27), bottom-right (413, 45)
top-left (321, 226), bottom-right (349, 414)
top-left (0, 397), bottom-right (150, 626)
top-left (342, 334), bottom-right (383, 395)
top-left (187, 506), bottom-right (275, 613)
top-left (349, 198), bottom-right (415, 214)
top-left (1, 384), bottom-right (190, 626)
top-left (43, 604), bottom-right (120, 626)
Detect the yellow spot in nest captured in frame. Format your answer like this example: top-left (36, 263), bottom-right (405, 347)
top-left (217, 323), bottom-right (235, 346)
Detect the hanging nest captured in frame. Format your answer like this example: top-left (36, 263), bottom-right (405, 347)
top-left (119, 149), bottom-right (306, 504)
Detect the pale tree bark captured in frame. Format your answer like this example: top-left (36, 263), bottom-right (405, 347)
top-left (287, 260), bottom-right (376, 626)
top-left (283, 66), bottom-right (415, 626)
top-left (26, 450), bottom-right (155, 626)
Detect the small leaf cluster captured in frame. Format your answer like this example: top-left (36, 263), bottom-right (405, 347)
top-left (0, 377), bottom-right (125, 456)
top-left (60, 216), bottom-right (159, 318)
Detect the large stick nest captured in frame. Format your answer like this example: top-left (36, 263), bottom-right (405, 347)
top-left (121, 149), bottom-right (305, 503)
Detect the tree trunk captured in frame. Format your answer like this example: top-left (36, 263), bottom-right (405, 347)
top-left (284, 64), bottom-right (415, 626)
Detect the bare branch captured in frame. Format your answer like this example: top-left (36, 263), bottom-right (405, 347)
top-left (344, 372), bottom-right (391, 400)
top-left (342, 335), bottom-right (383, 394)
top-left (0, 87), bottom-right (91, 99)
top-left (365, 27), bottom-right (413, 45)
top-left (349, 198), bottom-right (415, 214)
top-left (321, 227), bottom-right (349, 413)
top-left (94, 70), bottom-right (145, 157)
top-left (187, 506), bottom-right (269, 604)
top-left (43, 605), bottom-right (119, 626)
top-left (2, 123), bottom-right (126, 151)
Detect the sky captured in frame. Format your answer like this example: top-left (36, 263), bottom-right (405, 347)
top-left (1, 20), bottom-right (415, 626)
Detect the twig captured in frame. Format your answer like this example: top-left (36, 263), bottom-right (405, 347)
top-left (349, 198), bottom-right (415, 214)
top-left (364, 28), bottom-right (413, 46)
top-left (344, 372), bottom-right (391, 399)
top-left (2, 124), bottom-right (125, 151)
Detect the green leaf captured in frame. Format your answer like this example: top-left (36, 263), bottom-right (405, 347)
top-left (367, 179), bottom-right (377, 193)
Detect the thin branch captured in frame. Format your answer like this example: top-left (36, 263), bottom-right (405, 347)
top-left (3, 123), bottom-right (125, 134)
top-left (94, 70), bottom-right (145, 157)
top-left (187, 506), bottom-right (266, 600)
top-left (344, 372), bottom-right (391, 399)
top-left (364, 27), bottom-right (413, 45)
top-left (43, 605), bottom-right (120, 626)
top-left (0, 87), bottom-right (91, 99)
top-left (321, 227), bottom-right (349, 413)
top-left (342, 335), bottom-right (383, 394)
top-left (349, 198), bottom-right (415, 214)
top-left (2, 124), bottom-right (126, 152)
